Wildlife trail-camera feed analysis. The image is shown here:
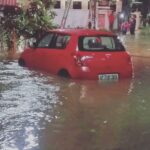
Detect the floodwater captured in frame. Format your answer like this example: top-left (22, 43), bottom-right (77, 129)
top-left (0, 33), bottom-right (150, 150)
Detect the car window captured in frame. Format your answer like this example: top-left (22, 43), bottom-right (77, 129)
top-left (78, 36), bottom-right (125, 51)
top-left (37, 33), bottom-right (54, 48)
top-left (101, 36), bottom-right (115, 49)
top-left (54, 34), bottom-right (71, 49)
top-left (115, 38), bottom-right (125, 50)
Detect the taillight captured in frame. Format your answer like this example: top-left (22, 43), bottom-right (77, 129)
top-left (73, 54), bottom-right (83, 66)
top-left (127, 55), bottom-right (132, 64)
top-left (72, 53), bottom-right (94, 67)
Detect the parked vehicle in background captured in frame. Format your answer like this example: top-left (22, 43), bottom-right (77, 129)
top-left (18, 29), bottom-right (133, 81)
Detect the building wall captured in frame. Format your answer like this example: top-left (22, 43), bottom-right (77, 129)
top-left (53, 0), bottom-right (113, 29)
top-left (53, 0), bottom-right (90, 28)
top-left (55, 0), bottom-right (89, 10)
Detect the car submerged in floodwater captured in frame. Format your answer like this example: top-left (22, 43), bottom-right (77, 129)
top-left (18, 29), bottom-right (133, 81)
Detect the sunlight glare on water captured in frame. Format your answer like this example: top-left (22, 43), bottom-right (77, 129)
top-left (0, 61), bottom-right (60, 150)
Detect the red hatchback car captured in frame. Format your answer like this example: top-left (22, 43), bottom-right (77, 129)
top-left (18, 29), bottom-right (133, 81)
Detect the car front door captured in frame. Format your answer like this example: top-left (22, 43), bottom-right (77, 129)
top-left (42, 33), bottom-right (71, 74)
top-left (33, 32), bottom-right (55, 70)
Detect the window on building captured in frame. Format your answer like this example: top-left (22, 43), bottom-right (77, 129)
top-left (65, 1), bottom-right (72, 8)
top-left (131, 2), bottom-right (142, 12)
top-left (73, 1), bottom-right (82, 9)
top-left (98, 0), bottom-right (109, 6)
top-left (54, 1), bottom-right (61, 9)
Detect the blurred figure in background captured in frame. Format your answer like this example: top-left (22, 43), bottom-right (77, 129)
top-left (130, 15), bottom-right (136, 35)
top-left (121, 21), bottom-right (130, 35)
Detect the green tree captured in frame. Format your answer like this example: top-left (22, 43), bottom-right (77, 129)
top-left (16, 0), bottom-right (56, 38)
top-left (0, 0), bottom-right (56, 57)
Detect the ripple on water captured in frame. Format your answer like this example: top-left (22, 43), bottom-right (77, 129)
top-left (0, 61), bottom-right (60, 150)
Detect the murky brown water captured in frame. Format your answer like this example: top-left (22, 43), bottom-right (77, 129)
top-left (0, 33), bottom-right (150, 150)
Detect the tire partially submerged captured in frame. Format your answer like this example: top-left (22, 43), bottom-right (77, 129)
top-left (58, 69), bottom-right (70, 78)
top-left (18, 58), bottom-right (26, 67)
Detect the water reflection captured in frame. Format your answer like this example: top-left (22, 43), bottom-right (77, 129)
top-left (40, 78), bottom-right (135, 150)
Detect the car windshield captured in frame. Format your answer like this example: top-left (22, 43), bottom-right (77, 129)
top-left (78, 35), bottom-right (125, 51)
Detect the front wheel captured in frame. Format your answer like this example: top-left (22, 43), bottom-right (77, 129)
top-left (18, 58), bottom-right (26, 67)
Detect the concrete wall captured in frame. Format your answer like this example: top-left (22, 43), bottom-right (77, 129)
top-left (53, 9), bottom-right (89, 28)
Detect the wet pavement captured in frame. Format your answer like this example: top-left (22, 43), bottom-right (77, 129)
top-left (120, 31), bottom-right (150, 57)
top-left (0, 32), bottom-right (150, 150)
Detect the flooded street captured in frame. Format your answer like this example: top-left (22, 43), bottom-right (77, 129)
top-left (0, 33), bottom-right (150, 150)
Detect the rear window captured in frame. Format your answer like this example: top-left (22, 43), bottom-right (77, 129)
top-left (78, 35), bottom-right (125, 51)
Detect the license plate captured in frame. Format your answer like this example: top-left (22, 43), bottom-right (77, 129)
top-left (98, 73), bottom-right (119, 81)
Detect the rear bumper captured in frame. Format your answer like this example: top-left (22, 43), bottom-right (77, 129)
top-left (70, 65), bottom-right (133, 80)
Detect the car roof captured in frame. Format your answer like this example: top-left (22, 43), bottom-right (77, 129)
top-left (49, 28), bottom-right (116, 36)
